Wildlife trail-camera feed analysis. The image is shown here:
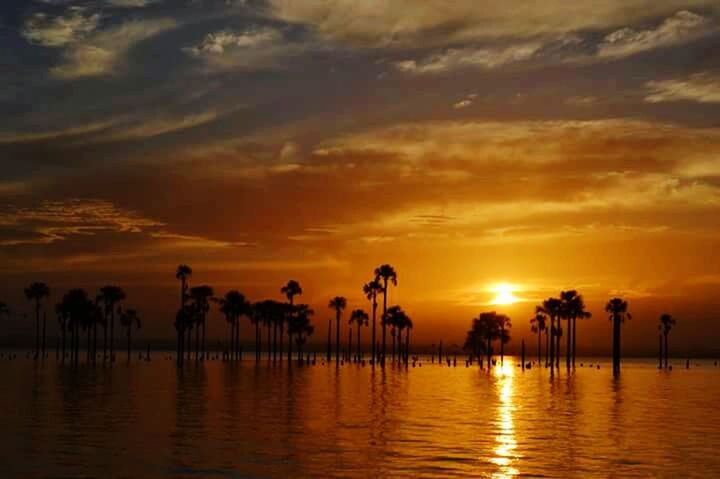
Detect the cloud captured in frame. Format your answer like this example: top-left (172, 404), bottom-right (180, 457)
top-left (88, 110), bottom-right (222, 142)
top-left (22, 7), bottom-right (100, 47)
top-left (51, 18), bottom-right (177, 79)
top-left (597, 10), bottom-right (710, 59)
top-left (0, 119), bottom-right (120, 144)
top-left (267, 0), bottom-right (719, 47)
top-left (394, 43), bottom-right (542, 75)
top-left (645, 73), bottom-right (720, 103)
top-left (185, 28), bottom-right (282, 55)
top-left (106, 0), bottom-right (161, 7)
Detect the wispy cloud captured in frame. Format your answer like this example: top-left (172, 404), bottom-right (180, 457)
top-left (395, 43), bottom-right (542, 75)
top-left (645, 73), bottom-right (720, 104)
top-left (22, 7), bottom-right (100, 47)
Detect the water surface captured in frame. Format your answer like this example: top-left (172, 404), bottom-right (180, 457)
top-left (1, 357), bottom-right (718, 478)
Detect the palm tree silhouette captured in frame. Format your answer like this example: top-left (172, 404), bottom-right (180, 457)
top-left (539, 297), bottom-right (562, 371)
top-left (281, 280), bottom-right (302, 362)
top-left (349, 309), bottom-right (369, 361)
top-left (478, 312), bottom-right (500, 368)
top-left (463, 319), bottom-right (487, 367)
top-left (328, 296), bottom-right (347, 363)
top-left (250, 302), bottom-right (263, 360)
top-left (288, 304), bottom-right (314, 363)
top-left (605, 297), bottom-right (631, 376)
top-left (119, 308), bottom-right (141, 363)
top-left (174, 305), bottom-right (193, 365)
top-left (215, 291), bottom-right (250, 361)
top-left (560, 290), bottom-right (591, 369)
top-left (363, 279), bottom-right (383, 364)
top-left (58, 289), bottom-right (93, 366)
top-left (374, 264), bottom-right (397, 366)
top-left (530, 309), bottom-right (547, 366)
top-left (189, 285), bottom-right (213, 360)
top-left (24, 282), bottom-right (50, 359)
top-left (659, 313), bottom-right (676, 369)
top-left (98, 286), bottom-right (126, 363)
top-left (386, 306), bottom-right (412, 364)
top-left (175, 265), bottom-right (192, 359)
top-left (497, 314), bottom-right (511, 364)
top-left (55, 302), bottom-right (68, 361)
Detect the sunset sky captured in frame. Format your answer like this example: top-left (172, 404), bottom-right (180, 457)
top-left (2, 1), bottom-right (720, 355)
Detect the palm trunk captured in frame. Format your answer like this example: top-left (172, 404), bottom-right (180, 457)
top-left (61, 324), bottom-right (66, 362)
top-left (279, 322), bottom-right (284, 362)
top-left (103, 311), bottom-right (108, 361)
top-left (92, 321), bottom-right (97, 365)
top-left (273, 321), bottom-right (278, 362)
top-left (327, 320), bottom-right (332, 361)
top-left (566, 317), bottom-right (572, 369)
top-left (35, 301), bottom-right (40, 359)
top-left (537, 331), bottom-right (541, 365)
top-left (42, 311), bottom-right (47, 359)
top-left (86, 327), bottom-right (91, 362)
top-left (405, 328), bottom-right (410, 365)
top-left (288, 332), bottom-right (293, 364)
top-left (382, 281), bottom-right (388, 365)
top-left (664, 332), bottom-right (669, 369)
top-left (202, 316), bottom-right (207, 360)
top-left (348, 327), bottom-right (352, 362)
top-left (335, 315), bottom-right (340, 363)
top-left (110, 309), bottom-right (115, 363)
top-left (391, 330), bottom-right (396, 362)
top-left (371, 297), bottom-right (377, 363)
top-left (555, 322), bottom-right (561, 369)
top-left (267, 324), bottom-right (271, 360)
top-left (187, 328), bottom-right (192, 361)
top-left (658, 333), bottom-right (663, 369)
top-left (545, 330), bottom-right (549, 367)
top-left (487, 337), bottom-right (492, 369)
top-left (549, 318), bottom-right (555, 371)
top-left (572, 317), bottom-right (577, 368)
top-left (357, 325), bottom-right (361, 361)
top-left (235, 318), bottom-right (241, 361)
top-left (612, 317), bottom-right (621, 376)
top-left (195, 322), bottom-right (200, 361)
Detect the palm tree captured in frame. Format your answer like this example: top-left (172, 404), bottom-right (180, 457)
top-left (386, 306), bottom-right (412, 364)
top-left (477, 312), bottom-right (500, 368)
top-left (174, 305), bottom-right (193, 366)
top-left (189, 285), bottom-right (213, 360)
top-left (539, 297), bottom-right (562, 371)
top-left (328, 296), bottom-right (347, 363)
top-left (659, 313), bottom-right (676, 369)
top-left (374, 264), bottom-right (397, 365)
top-left (288, 304), bottom-right (314, 363)
top-left (24, 282), bottom-right (50, 359)
top-left (280, 280), bottom-right (302, 362)
top-left (363, 280), bottom-right (383, 364)
top-left (215, 290), bottom-right (250, 361)
top-left (55, 302), bottom-right (68, 361)
top-left (58, 289), bottom-right (92, 366)
top-left (530, 309), bottom-right (547, 365)
top-left (497, 314), bottom-right (511, 364)
top-left (463, 323), bottom-right (486, 367)
top-left (605, 297), bottom-right (631, 376)
top-left (561, 290), bottom-right (592, 369)
top-left (349, 309), bottom-right (369, 361)
top-left (97, 286), bottom-right (126, 362)
top-left (250, 302), bottom-right (263, 360)
top-left (119, 308), bottom-right (141, 363)
top-left (175, 265), bottom-right (192, 359)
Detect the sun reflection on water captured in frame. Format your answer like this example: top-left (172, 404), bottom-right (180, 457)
top-left (491, 361), bottom-right (519, 478)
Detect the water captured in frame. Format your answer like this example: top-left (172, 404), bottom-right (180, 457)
top-left (1, 356), bottom-right (718, 478)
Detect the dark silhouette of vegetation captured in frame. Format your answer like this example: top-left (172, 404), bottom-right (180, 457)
top-left (560, 290), bottom-right (591, 369)
top-left (175, 264), bottom-right (192, 362)
top-left (215, 290), bottom-right (250, 361)
top-left (281, 280), bottom-right (302, 361)
top-left (288, 304), bottom-right (314, 363)
top-left (606, 297), bottom-right (631, 376)
top-left (464, 312), bottom-right (509, 368)
top-left (363, 279), bottom-right (383, 364)
top-left (119, 308), bottom-right (141, 363)
top-left (659, 313), bottom-right (676, 369)
top-left (538, 297), bottom-right (562, 372)
top-left (189, 285), bottom-right (213, 360)
top-left (374, 264), bottom-right (397, 366)
top-left (328, 296), bottom-right (347, 362)
top-left (25, 282), bottom-right (49, 359)
top-left (98, 285), bottom-right (125, 363)
top-left (530, 309), bottom-right (547, 366)
top-left (349, 309), bottom-right (368, 361)
top-left (497, 314), bottom-right (511, 364)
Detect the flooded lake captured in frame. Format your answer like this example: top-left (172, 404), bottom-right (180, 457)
top-left (1, 356), bottom-right (718, 478)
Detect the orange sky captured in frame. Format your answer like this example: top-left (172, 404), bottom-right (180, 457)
top-left (2, 1), bottom-right (720, 355)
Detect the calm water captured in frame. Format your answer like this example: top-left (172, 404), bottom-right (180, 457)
top-left (1, 356), bottom-right (719, 478)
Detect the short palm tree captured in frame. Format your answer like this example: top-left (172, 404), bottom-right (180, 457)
top-left (538, 297), bottom-right (562, 371)
top-left (349, 309), bottom-right (369, 361)
top-left (328, 296), bottom-right (347, 362)
top-left (374, 264), bottom-right (397, 365)
top-left (119, 308), bottom-right (141, 363)
top-left (560, 290), bottom-right (591, 369)
top-left (363, 279), bottom-right (383, 364)
top-left (288, 304), bottom-right (314, 363)
top-left (497, 314), bottom-right (511, 364)
top-left (98, 285), bottom-right (126, 362)
top-left (605, 297), bottom-right (631, 376)
top-left (215, 290), bottom-right (250, 361)
top-left (24, 282), bottom-right (50, 359)
top-left (530, 309), bottom-right (547, 366)
top-left (659, 313), bottom-right (676, 369)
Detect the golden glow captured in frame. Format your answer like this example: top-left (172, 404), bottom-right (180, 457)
top-left (490, 283), bottom-right (520, 305)
top-left (491, 361), bottom-right (519, 478)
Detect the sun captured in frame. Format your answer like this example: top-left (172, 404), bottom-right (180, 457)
top-left (490, 283), bottom-right (520, 305)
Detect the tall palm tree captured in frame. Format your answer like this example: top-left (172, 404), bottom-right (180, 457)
top-left (215, 290), bottom-right (250, 361)
top-left (328, 296), bottom-right (347, 363)
top-left (530, 309), bottom-right (547, 365)
top-left (97, 286), bottom-right (126, 363)
top-left (561, 290), bottom-right (591, 369)
top-left (250, 302), bottom-right (263, 360)
top-left (280, 280), bottom-right (302, 362)
top-left (363, 279), bottom-right (383, 364)
top-left (605, 297), bottom-right (631, 376)
top-left (349, 309), bottom-right (369, 361)
top-left (175, 265), bottom-right (192, 358)
top-left (24, 282), bottom-right (50, 359)
top-left (119, 308), bottom-right (141, 363)
top-left (55, 302), bottom-right (68, 362)
top-left (374, 264), bottom-right (397, 365)
top-left (386, 306), bottom-right (412, 364)
top-left (659, 313), bottom-right (676, 369)
top-left (189, 285), bottom-right (213, 360)
top-left (174, 305), bottom-right (193, 366)
top-left (497, 314), bottom-right (511, 364)
top-left (288, 304), bottom-right (314, 363)
top-left (539, 297), bottom-right (562, 371)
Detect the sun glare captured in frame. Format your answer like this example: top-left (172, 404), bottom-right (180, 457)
top-left (490, 283), bottom-right (520, 305)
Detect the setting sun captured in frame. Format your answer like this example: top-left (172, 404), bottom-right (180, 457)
top-left (490, 283), bottom-right (520, 305)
